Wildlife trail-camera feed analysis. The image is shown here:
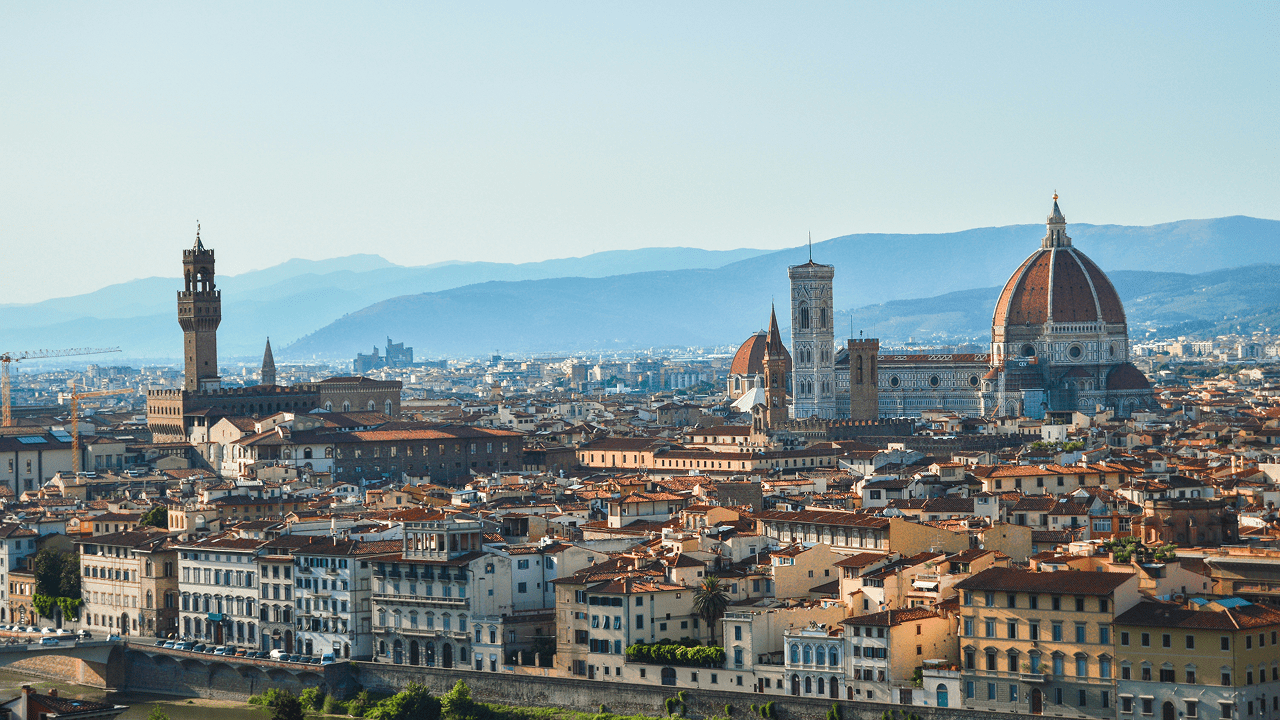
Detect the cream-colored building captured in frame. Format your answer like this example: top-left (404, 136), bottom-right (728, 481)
top-left (78, 528), bottom-right (170, 636)
top-left (955, 566), bottom-right (1141, 719)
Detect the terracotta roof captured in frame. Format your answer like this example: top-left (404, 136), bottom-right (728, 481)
top-left (730, 331), bottom-right (792, 377)
top-left (956, 567), bottom-right (1133, 595)
top-left (841, 606), bottom-right (939, 627)
top-left (1115, 600), bottom-right (1280, 630)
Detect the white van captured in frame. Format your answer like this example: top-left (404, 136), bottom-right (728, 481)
top-left (269, 648), bottom-right (287, 660)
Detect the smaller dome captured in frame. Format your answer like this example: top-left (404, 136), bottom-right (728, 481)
top-left (730, 331), bottom-right (792, 376)
top-left (1107, 363), bottom-right (1151, 391)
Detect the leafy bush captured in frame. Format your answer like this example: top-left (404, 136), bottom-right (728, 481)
top-left (347, 691), bottom-right (372, 718)
top-left (300, 688), bottom-right (326, 711)
top-left (367, 683), bottom-right (441, 720)
top-left (626, 641), bottom-right (725, 667)
top-left (323, 695), bottom-right (343, 715)
top-left (250, 689), bottom-right (293, 708)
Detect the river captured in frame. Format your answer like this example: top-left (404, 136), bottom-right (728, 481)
top-left (0, 669), bottom-right (271, 720)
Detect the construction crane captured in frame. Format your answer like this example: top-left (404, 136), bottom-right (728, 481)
top-left (66, 381), bottom-right (135, 475)
top-left (0, 347), bottom-right (120, 427)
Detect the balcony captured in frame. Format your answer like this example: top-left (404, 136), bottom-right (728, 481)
top-left (376, 593), bottom-right (467, 607)
top-left (1020, 673), bottom-right (1048, 683)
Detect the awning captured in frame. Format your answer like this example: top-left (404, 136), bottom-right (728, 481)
top-left (912, 581), bottom-right (939, 590)
top-left (207, 613), bottom-right (225, 621)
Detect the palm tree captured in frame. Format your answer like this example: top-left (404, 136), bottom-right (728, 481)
top-left (693, 575), bottom-right (730, 646)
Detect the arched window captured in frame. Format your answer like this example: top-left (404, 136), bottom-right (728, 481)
top-left (856, 356), bottom-right (863, 384)
top-left (385, 400), bottom-right (393, 414)
top-left (325, 447), bottom-right (334, 458)
top-left (368, 400), bottom-right (376, 411)
top-left (803, 645), bottom-right (812, 664)
top-left (304, 448), bottom-right (313, 459)
top-left (799, 302), bottom-right (810, 330)
top-left (324, 402), bottom-right (333, 411)
top-left (342, 402), bottom-right (351, 412)
top-left (829, 647), bottom-right (839, 666)
top-left (790, 644), bottom-right (799, 664)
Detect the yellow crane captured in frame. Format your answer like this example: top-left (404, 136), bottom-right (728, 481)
top-left (66, 381), bottom-right (135, 475)
top-left (0, 347), bottom-right (120, 427)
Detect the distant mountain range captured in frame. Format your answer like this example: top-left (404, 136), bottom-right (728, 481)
top-left (1, 216), bottom-right (1277, 361)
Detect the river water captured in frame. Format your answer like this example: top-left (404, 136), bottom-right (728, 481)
top-left (0, 669), bottom-right (270, 720)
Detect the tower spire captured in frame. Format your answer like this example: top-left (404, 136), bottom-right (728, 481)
top-left (195, 221), bottom-right (204, 251)
top-left (261, 337), bottom-right (276, 387)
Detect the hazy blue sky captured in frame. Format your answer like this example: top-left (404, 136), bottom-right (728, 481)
top-left (2, 2), bottom-right (1276, 303)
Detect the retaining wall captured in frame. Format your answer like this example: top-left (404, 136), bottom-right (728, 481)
top-left (352, 663), bottom-right (1015, 720)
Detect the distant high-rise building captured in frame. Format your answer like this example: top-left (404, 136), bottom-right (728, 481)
top-left (789, 254), bottom-right (836, 419)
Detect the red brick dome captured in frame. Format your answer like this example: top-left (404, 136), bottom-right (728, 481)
top-left (730, 331), bottom-right (792, 376)
top-left (1106, 363), bottom-right (1151, 391)
top-left (992, 199), bottom-right (1126, 329)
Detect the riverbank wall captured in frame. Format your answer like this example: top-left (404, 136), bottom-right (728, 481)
top-left (352, 663), bottom-right (1011, 720)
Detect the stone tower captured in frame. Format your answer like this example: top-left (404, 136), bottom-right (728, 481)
top-left (178, 225), bottom-right (221, 392)
top-left (760, 305), bottom-right (790, 430)
top-left (848, 336), bottom-right (880, 420)
top-left (789, 255), bottom-right (836, 419)
top-left (261, 338), bottom-right (276, 387)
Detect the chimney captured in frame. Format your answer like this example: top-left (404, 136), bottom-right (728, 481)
top-left (48, 689), bottom-right (57, 698)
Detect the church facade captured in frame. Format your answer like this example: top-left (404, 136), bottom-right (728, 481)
top-left (732, 197), bottom-right (1155, 422)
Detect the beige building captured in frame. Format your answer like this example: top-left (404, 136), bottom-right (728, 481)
top-left (78, 528), bottom-right (171, 637)
top-left (1114, 598), bottom-right (1280, 720)
top-left (955, 567), bottom-right (1141, 718)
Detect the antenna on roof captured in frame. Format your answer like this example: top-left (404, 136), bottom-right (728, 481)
top-left (808, 231), bottom-right (813, 262)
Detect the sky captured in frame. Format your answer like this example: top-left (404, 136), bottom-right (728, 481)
top-left (2, 2), bottom-right (1277, 303)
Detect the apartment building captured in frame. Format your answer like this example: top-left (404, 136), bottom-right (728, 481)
top-left (0, 524), bottom-right (38, 623)
top-left (78, 529), bottom-right (171, 636)
top-left (955, 567), bottom-right (1142, 719)
top-left (370, 515), bottom-right (510, 668)
top-left (294, 537), bottom-right (396, 660)
top-left (175, 535), bottom-right (262, 647)
top-left (1113, 598), bottom-right (1280, 720)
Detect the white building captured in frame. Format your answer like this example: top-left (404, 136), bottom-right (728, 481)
top-left (292, 537), bottom-right (395, 660)
top-left (176, 535), bottom-right (262, 647)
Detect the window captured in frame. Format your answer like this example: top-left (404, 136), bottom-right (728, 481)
top-left (1099, 626), bottom-right (1110, 645)
top-left (1028, 622), bottom-right (1039, 641)
top-left (1222, 671), bottom-right (1232, 686)
top-left (1009, 685), bottom-right (1018, 703)
top-left (965, 682), bottom-right (974, 700)
top-left (985, 620), bottom-right (995, 638)
top-left (1052, 596), bottom-right (1061, 611)
top-left (1029, 595), bottom-right (1038, 609)
top-left (1007, 593), bottom-right (1017, 608)
top-left (1078, 690), bottom-right (1086, 708)
top-left (1077, 657), bottom-right (1088, 677)
top-left (1100, 657), bottom-right (1112, 678)
top-left (985, 592), bottom-right (995, 607)
top-left (1221, 703), bottom-right (1233, 720)
top-left (1161, 667), bottom-right (1175, 683)
top-left (1121, 631), bottom-right (1130, 646)
top-left (1052, 623), bottom-right (1063, 642)
top-left (1187, 668), bottom-right (1197, 684)
top-left (1142, 666), bottom-right (1152, 681)
top-left (1076, 624), bottom-right (1087, 643)
top-left (1163, 633), bottom-right (1171, 648)
top-left (1123, 697), bottom-right (1133, 714)
top-left (1076, 597), bottom-right (1086, 612)
top-left (1143, 698), bottom-right (1154, 716)
top-left (1221, 637), bottom-right (1230, 651)
top-left (1187, 702), bottom-right (1198, 718)
top-left (1007, 621), bottom-right (1018, 639)
top-left (1142, 632), bottom-right (1151, 647)
top-left (964, 618), bottom-right (974, 636)
top-left (1187, 635), bottom-right (1195, 649)
top-left (1099, 598), bottom-right (1109, 612)
top-left (987, 683), bottom-right (996, 701)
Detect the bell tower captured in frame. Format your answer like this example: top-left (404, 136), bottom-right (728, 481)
top-left (761, 305), bottom-right (790, 429)
top-left (178, 224), bottom-right (222, 392)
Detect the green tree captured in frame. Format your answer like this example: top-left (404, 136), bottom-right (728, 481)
top-left (271, 693), bottom-right (305, 720)
top-left (148, 707), bottom-right (170, 720)
top-left (367, 683), bottom-right (440, 720)
top-left (693, 576), bottom-right (730, 646)
top-left (300, 688), bottom-right (325, 711)
top-left (140, 506), bottom-right (168, 528)
top-left (440, 681), bottom-right (484, 720)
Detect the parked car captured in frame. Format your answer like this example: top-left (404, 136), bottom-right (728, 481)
top-left (154, 640), bottom-right (166, 647)
top-left (107, 634), bottom-right (121, 642)
top-left (287, 654), bottom-right (301, 663)
top-left (321, 653), bottom-right (336, 665)
top-left (193, 644), bottom-right (207, 653)
top-left (234, 648), bottom-right (247, 657)
top-left (55, 629), bottom-right (72, 637)
top-left (77, 630), bottom-right (92, 639)
top-left (39, 637), bottom-right (59, 646)
top-left (202, 646), bottom-right (216, 654)
top-left (163, 640), bottom-right (177, 649)
top-left (178, 641), bottom-right (195, 651)
top-left (268, 649), bottom-right (287, 660)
